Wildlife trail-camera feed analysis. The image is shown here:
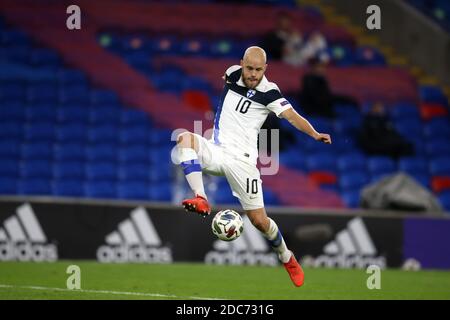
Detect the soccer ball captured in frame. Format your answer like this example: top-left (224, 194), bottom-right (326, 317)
top-left (211, 209), bottom-right (244, 241)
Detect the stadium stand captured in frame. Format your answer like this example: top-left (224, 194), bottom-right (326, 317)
top-left (0, 0), bottom-right (449, 211)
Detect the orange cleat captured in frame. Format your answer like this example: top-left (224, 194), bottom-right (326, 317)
top-left (283, 252), bottom-right (305, 287)
top-left (182, 195), bottom-right (211, 217)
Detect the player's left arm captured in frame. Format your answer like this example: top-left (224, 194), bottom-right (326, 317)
top-left (280, 107), bottom-right (332, 144)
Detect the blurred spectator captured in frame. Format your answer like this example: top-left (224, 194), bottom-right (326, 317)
top-left (284, 31), bottom-right (329, 67)
top-left (357, 102), bottom-right (414, 159)
top-left (298, 58), bottom-right (359, 118)
top-left (259, 11), bottom-right (298, 60)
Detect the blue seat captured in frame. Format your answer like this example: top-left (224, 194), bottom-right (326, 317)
top-left (423, 121), bottom-right (450, 137)
top-left (420, 85), bottom-right (448, 105)
top-left (0, 140), bottom-right (21, 158)
top-left (390, 104), bottom-right (421, 121)
top-left (149, 184), bottom-right (172, 202)
top-left (429, 157), bottom-right (450, 175)
top-left (149, 147), bottom-right (173, 165)
top-left (337, 153), bottom-right (367, 171)
top-left (54, 143), bottom-right (85, 161)
top-left (118, 146), bottom-right (150, 163)
top-left (56, 124), bottom-right (87, 142)
top-left (0, 83), bottom-right (26, 101)
top-left (25, 123), bottom-right (56, 141)
top-left (341, 190), bottom-right (361, 208)
top-left (52, 180), bottom-right (84, 197)
top-left (0, 122), bottom-right (23, 140)
top-left (57, 107), bottom-right (90, 124)
top-left (354, 46), bottom-right (386, 66)
top-left (149, 165), bottom-right (171, 182)
top-left (367, 156), bottom-right (396, 175)
top-left (279, 148), bottom-right (306, 170)
top-left (426, 139), bottom-right (450, 156)
top-left (117, 181), bottom-right (150, 200)
top-left (30, 48), bottom-right (61, 66)
top-left (20, 160), bottom-right (53, 179)
top-left (213, 186), bottom-right (239, 205)
top-left (87, 125), bottom-right (118, 144)
top-left (0, 159), bottom-right (19, 177)
top-left (339, 172), bottom-right (369, 190)
top-left (26, 104), bottom-right (57, 122)
top-left (27, 84), bottom-right (59, 103)
top-left (53, 161), bottom-right (85, 179)
top-left (305, 153), bottom-right (336, 172)
top-left (86, 144), bottom-right (117, 161)
top-left (0, 104), bottom-right (26, 121)
top-left (120, 108), bottom-right (151, 126)
top-left (90, 108), bottom-right (120, 124)
top-left (84, 181), bottom-right (117, 199)
top-left (180, 38), bottom-right (209, 56)
top-left (408, 173), bottom-right (430, 189)
top-left (149, 129), bottom-right (172, 146)
top-left (333, 118), bottom-right (361, 135)
top-left (86, 162), bottom-right (117, 180)
top-left (18, 179), bottom-right (52, 195)
top-left (0, 177), bottom-right (17, 194)
top-left (58, 69), bottom-right (87, 85)
top-left (395, 120), bottom-right (423, 139)
top-left (119, 126), bottom-right (149, 144)
top-left (90, 90), bottom-right (119, 106)
top-left (263, 189), bottom-right (280, 206)
top-left (59, 85), bottom-right (90, 104)
top-left (399, 157), bottom-right (428, 174)
top-left (181, 76), bottom-right (211, 92)
top-left (118, 164), bottom-right (150, 181)
top-left (438, 191), bottom-right (450, 212)
top-left (0, 29), bottom-right (30, 45)
top-left (21, 142), bottom-right (53, 160)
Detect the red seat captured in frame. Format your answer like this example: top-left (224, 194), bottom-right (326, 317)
top-left (431, 176), bottom-right (450, 193)
top-left (182, 90), bottom-right (211, 112)
top-left (308, 171), bottom-right (338, 185)
top-left (420, 103), bottom-right (448, 121)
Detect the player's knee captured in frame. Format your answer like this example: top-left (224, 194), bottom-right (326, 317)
top-left (176, 132), bottom-right (193, 147)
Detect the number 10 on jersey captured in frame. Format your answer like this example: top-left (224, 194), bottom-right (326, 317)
top-left (246, 178), bottom-right (258, 194)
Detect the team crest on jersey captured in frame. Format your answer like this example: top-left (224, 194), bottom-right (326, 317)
top-left (246, 89), bottom-right (256, 98)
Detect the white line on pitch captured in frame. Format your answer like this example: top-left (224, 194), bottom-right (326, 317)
top-left (0, 284), bottom-right (224, 300)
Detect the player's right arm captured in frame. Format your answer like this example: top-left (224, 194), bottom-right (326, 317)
top-left (280, 107), bottom-right (332, 144)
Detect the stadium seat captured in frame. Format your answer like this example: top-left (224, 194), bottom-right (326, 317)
top-left (84, 181), bottom-right (117, 199)
top-left (89, 108), bottom-right (121, 125)
top-left (117, 181), bottom-right (150, 200)
top-left (430, 157), bottom-right (450, 175)
top-left (438, 191), bottom-right (450, 212)
top-left (25, 123), bottom-right (56, 141)
top-left (0, 103), bottom-right (26, 121)
top-left (18, 179), bottom-right (52, 195)
top-left (87, 125), bottom-right (118, 144)
top-left (308, 171), bottom-right (338, 186)
top-left (119, 126), bottom-right (150, 145)
top-left (90, 90), bottom-right (119, 106)
top-left (149, 183), bottom-right (172, 202)
top-left (120, 108), bottom-right (152, 126)
top-left (399, 157), bottom-right (428, 174)
top-left (57, 106), bottom-right (90, 124)
top-left (431, 176), bottom-right (450, 193)
top-left (52, 180), bottom-right (85, 197)
top-left (0, 177), bottom-right (17, 194)
top-left (339, 172), bottom-right (369, 190)
top-left (0, 159), bottom-right (19, 178)
top-left (149, 129), bottom-right (173, 146)
top-left (0, 122), bottom-right (23, 140)
top-left (118, 164), bottom-right (151, 181)
top-left (86, 162), bottom-right (117, 181)
top-left (367, 156), bottom-right (396, 175)
top-left (53, 161), bottom-right (85, 179)
top-left (305, 153), bottom-right (337, 172)
top-left (0, 140), bottom-right (21, 158)
top-left (420, 102), bottom-right (448, 121)
top-left (86, 144), bottom-right (117, 161)
top-left (27, 84), bottom-right (59, 103)
top-left (20, 160), bottom-right (53, 179)
top-left (263, 189), bottom-right (280, 206)
top-left (337, 153), bottom-right (367, 172)
top-left (341, 190), bottom-right (361, 208)
top-left (54, 143), bottom-right (86, 161)
top-left (419, 85), bottom-right (448, 106)
top-left (56, 124), bottom-right (87, 142)
top-left (21, 142), bottom-right (54, 160)
top-left (26, 104), bottom-right (57, 122)
top-left (425, 139), bottom-right (450, 156)
top-left (58, 69), bottom-right (88, 85)
top-left (118, 146), bottom-right (150, 163)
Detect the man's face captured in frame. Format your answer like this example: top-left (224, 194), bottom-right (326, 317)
top-left (240, 57), bottom-right (267, 89)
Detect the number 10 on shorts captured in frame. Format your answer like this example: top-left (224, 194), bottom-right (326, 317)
top-left (246, 178), bottom-right (258, 194)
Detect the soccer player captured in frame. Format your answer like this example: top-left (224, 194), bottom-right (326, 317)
top-left (176, 46), bottom-right (331, 287)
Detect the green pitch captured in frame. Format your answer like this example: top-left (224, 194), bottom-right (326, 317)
top-left (0, 261), bottom-right (449, 300)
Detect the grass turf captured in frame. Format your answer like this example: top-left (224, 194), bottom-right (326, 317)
top-left (0, 261), bottom-right (449, 300)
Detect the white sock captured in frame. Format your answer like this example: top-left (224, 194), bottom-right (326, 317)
top-left (178, 147), bottom-right (207, 199)
top-left (263, 218), bottom-right (291, 263)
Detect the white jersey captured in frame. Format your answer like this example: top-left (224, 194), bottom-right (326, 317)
top-left (211, 65), bottom-right (293, 164)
